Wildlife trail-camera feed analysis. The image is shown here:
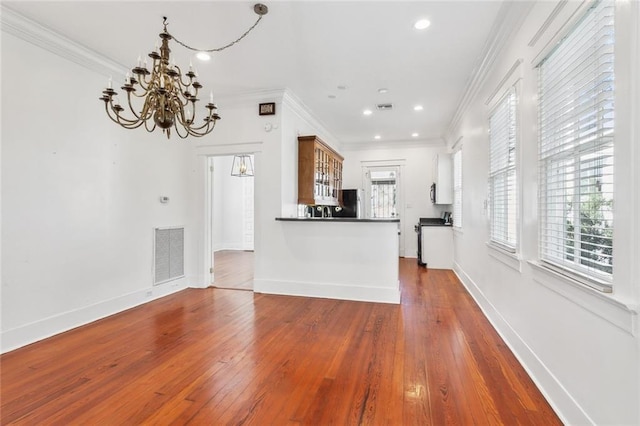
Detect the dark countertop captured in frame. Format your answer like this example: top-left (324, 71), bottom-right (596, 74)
top-left (276, 217), bottom-right (400, 223)
top-left (419, 217), bottom-right (453, 227)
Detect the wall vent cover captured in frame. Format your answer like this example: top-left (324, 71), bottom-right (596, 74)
top-left (376, 103), bottom-right (393, 111)
top-left (154, 227), bottom-right (184, 285)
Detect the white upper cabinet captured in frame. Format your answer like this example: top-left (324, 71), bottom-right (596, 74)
top-left (432, 154), bottom-right (453, 205)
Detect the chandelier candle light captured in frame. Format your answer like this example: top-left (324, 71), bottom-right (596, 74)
top-left (99, 4), bottom-right (269, 139)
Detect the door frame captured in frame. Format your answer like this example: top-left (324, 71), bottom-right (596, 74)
top-left (194, 142), bottom-right (263, 288)
top-left (361, 160), bottom-right (406, 257)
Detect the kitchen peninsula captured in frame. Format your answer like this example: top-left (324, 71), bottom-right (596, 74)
top-left (257, 217), bottom-right (400, 304)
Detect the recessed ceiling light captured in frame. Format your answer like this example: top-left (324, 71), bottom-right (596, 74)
top-left (378, 88), bottom-right (389, 94)
top-left (414, 105), bottom-right (424, 111)
top-left (412, 133), bottom-right (419, 138)
top-left (374, 135), bottom-right (381, 140)
top-left (414, 19), bottom-right (431, 30)
top-left (363, 109), bottom-right (373, 116)
top-left (196, 51), bottom-right (211, 61)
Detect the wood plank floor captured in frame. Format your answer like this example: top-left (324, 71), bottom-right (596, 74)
top-left (0, 258), bottom-right (561, 425)
top-left (211, 250), bottom-right (254, 291)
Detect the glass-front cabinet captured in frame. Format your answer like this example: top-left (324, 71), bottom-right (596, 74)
top-left (298, 135), bottom-right (343, 206)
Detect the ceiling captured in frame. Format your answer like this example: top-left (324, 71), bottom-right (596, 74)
top-left (4, 1), bottom-right (505, 145)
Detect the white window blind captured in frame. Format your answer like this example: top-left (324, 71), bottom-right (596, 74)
top-left (538, 0), bottom-right (614, 289)
top-left (489, 90), bottom-right (517, 250)
top-left (453, 150), bottom-right (462, 228)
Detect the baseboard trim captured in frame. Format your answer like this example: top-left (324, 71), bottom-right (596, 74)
top-left (452, 262), bottom-right (593, 426)
top-left (1, 280), bottom-right (187, 354)
top-left (254, 279), bottom-right (400, 304)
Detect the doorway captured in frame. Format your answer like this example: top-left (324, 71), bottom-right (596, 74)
top-left (362, 164), bottom-right (405, 256)
top-left (209, 155), bottom-right (255, 290)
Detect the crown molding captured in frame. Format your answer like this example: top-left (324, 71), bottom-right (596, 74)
top-left (213, 88), bottom-right (288, 107)
top-left (444, 1), bottom-right (534, 143)
top-left (1, 4), bottom-right (126, 77)
top-left (282, 89), bottom-right (341, 150)
top-left (528, 0), bottom-right (569, 47)
top-left (342, 138), bottom-right (445, 152)
top-left (213, 87), bottom-right (341, 150)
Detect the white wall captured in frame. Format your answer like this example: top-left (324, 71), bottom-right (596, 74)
top-left (1, 32), bottom-right (193, 352)
top-left (211, 155), bottom-right (252, 251)
top-left (342, 142), bottom-right (450, 258)
top-left (192, 90), bottom-right (393, 302)
top-left (447, 2), bottom-right (640, 425)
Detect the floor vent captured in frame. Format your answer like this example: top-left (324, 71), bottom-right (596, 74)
top-left (154, 227), bottom-right (185, 285)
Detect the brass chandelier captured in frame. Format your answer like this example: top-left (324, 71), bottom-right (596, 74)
top-left (99, 4), bottom-right (269, 139)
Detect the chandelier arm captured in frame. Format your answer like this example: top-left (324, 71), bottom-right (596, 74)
top-left (108, 101), bottom-right (143, 125)
top-left (185, 124), bottom-right (208, 138)
top-left (130, 91), bottom-right (148, 99)
top-left (134, 74), bottom-right (151, 94)
top-left (119, 119), bottom-right (146, 130)
top-left (143, 118), bottom-right (157, 133)
top-left (112, 110), bottom-right (145, 128)
top-left (169, 13), bottom-right (264, 53)
top-left (194, 121), bottom-right (218, 137)
top-left (189, 119), bottom-right (217, 133)
top-left (173, 120), bottom-right (191, 139)
top-left (140, 92), bottom-right (158, 121)
top-left (125, 91), bottom-right (144, 121)
top-left (105, 106), bottom-right (145, 129)
top-left (130, 77), bottom-right (150, 98)
top-left (172, 64), bottom-right (194, 89)
top-left (176, 103), bottom-right (192, 127)
top-left (107, 108), bottom-right (138, 126)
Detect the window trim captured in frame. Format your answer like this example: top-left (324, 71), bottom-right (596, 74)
top-left (535, 0), bottom-right (615, 289)
top-left (488, 87), bottom-right (519, 251)
top-left (528, 260), bottom-right (635, 335)
top-left (452, 148), bottom-right (463, 229)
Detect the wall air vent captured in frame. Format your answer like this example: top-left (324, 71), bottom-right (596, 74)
top-left (376, 103), bottom-right (393, 111)
top-left (154, 227), bottom-right (185, 285)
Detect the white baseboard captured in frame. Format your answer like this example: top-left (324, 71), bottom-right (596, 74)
top-left (254, 279), bottom-right (401, 305)
top-left (452, 262), bottom-right (592, 426)
top-left (0, 280), bottom-right (188, 354)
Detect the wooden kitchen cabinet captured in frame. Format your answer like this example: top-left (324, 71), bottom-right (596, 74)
top-left (298, 135), bottom-right (344, 206)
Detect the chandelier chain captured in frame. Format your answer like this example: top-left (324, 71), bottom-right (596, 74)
top-left (170, 15), bottom-right (263, 53)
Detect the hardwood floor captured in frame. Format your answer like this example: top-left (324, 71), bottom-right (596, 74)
top-left (212, 250), bottom-right (254, 291)
top-left (0, 258), bottom-right (561, 425)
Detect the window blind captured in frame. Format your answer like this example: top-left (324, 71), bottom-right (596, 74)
top-left (453, 150), bottom-right (462, 228)
top-left (489, 90), bottom-right (517, 250)
top-left (538, 0), bottom-right (614, 288)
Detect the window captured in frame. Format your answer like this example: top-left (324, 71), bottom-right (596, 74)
top-left (370, 169), bottom-right (397, 218)
top-left (452, 149), bottom-right (462, 228)
top-left (489, 90), bottom-right (517, 250)
top-left (538, 0), bottom-right (614, 289)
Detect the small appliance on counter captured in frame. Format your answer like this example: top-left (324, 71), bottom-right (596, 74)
top-left (442, 211), bottom-right (452, 225)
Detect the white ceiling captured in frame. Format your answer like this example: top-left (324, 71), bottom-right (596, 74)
top-left (4, 1), bottom-right (505, 144)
